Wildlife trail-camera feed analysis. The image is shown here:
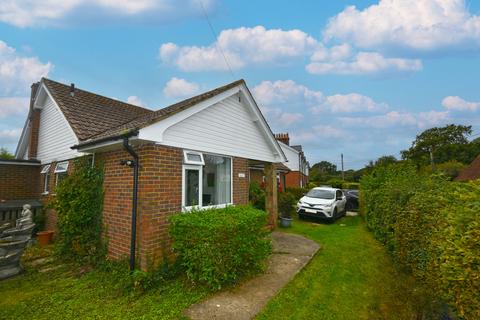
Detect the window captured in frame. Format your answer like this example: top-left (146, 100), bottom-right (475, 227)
top-left (182, 151), bottom-right (232, 210)
top-left (54, 161), bottom-right (69, 186)
top-left (41, 164), bottom-right (51, 194)
top-left (183, 150), bottom-right (204, 165)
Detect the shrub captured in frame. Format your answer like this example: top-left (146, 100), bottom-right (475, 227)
top-left (52, 157), bottom-right (105, 263)
top-left (325, 178), bottom-right (343, 189)
top-left (249, 181), bottom-right (265, 210)
top-left (361, 163), bottom-right (480, 319)
top-left (169, 206), bottom-right (272, 289)
top-left (342, 182), bottom-right (360, 190)
top-left (285, 187), bottom-right (308, 201)
top-left (278, 192), bottom-right (296, 219)
top-left (420, 160), bottom-right (467, 180)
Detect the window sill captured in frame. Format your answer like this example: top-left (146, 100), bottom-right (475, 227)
top-left (182, 203), bottom-right (234, 213)
top-left (41, 192), bottom-right (49, 196)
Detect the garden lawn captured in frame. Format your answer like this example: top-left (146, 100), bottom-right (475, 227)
top-left (257, 215), bottom-right (433, 320)
top-left (0, 250), bottom-right (210, 320)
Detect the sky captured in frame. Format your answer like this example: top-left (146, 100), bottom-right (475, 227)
top-left (1, 0), bottom-right (480, 169)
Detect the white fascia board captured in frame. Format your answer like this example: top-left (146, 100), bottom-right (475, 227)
top-left (278, 140), bottom-right (300, 155)
top-left (14, 116), bottom-right (31, 159)
top-left (0, 161), bottom-right (40, 166)
top-left (75, 136), bottom-right (140, 153)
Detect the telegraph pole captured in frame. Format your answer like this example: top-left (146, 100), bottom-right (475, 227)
top-left (341, 153), bottom-right (345, 181)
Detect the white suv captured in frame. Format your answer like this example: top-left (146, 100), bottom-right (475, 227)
top-left (297, 187), bottom-right (347, 221)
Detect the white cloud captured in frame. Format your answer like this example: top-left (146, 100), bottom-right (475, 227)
top-left (163, 77), bottom-right (200, 98)
top-left (0, 40), bottom-right (52, 95)
top-left (0, 97), bottom-right (29, 118)
top-left (126, 95), bottom-right (144, 107)
top-left (0, 0), bottom-right (214, 27)
top-left (291, 125), bottom-right (346, 143)
top-left (340, 110), bottom-right (450, 129)
top-left (159, 26), bottom-right (319, 71)
top-left (323, 0), bottom-right (480, 52)
top-left (442, 96), bottom-right (480, 111)
top-left (306, 51), bottom-right (422, 75)
top-left (253, 80), bottom-right (387, 114)
top-left (0, 128), bottom-right (22, 143)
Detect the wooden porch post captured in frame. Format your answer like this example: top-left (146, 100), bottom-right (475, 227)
top-left (264, 162), bottom-right (278, 229)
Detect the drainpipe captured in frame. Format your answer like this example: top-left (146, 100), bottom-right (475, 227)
top-left (122, 136), bottom-right (139, 271)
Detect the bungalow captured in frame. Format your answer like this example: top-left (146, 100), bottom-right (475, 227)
top-left (13, 78), bottom-right (286, 269)
top-left (274, 133), bottom-right (310, 188)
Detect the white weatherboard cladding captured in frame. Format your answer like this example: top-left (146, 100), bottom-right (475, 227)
top-left (158, 96), bottom-right (278, 162)
top-left (36, 96), bottom-right (80, 164)
top-left (280, 143), bottom-right (299, 171)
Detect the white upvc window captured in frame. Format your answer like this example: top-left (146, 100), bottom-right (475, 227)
top-left (54, 161), bottom-right (69, 186)
top-left (41, 164), bottom-right (51, 194)
top-left (182, 151), bottom-right (232, 211)
top-left (183, 150), bottom-right (205, 166)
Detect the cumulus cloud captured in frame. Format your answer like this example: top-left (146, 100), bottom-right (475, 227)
top-left (0, 0), bottom-right (215, 27)
top-left (0, 40), bottom-right (52, 95)
top-left (442, 96), bottom-right (480, 111)
top-left (323, 0), bottom-right (480, 53)
top-left (291, 125), bottom-right (346, 143)
top-left (0, 97), bottom-right (29, 118)
top-left (159, 26), bottom-right (319, 71)
top-left (253, 80), bottom-right (387, 114)
top-left (126, 95), bottom-right (144, 107)
top-left (306, 51), bottom-right (422, 75)
top-left (339, 110), bottom-right (450, 129)
top-left (163, 77), bottom-right (200, 98)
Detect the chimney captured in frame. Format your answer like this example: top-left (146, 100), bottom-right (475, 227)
top-left (274, 133), bottom-right (290, 146)
top-left (70, 83), bottom-right (75, 97)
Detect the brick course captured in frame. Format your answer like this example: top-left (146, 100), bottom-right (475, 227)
top-left (0, 163), bottom-right (40, 200)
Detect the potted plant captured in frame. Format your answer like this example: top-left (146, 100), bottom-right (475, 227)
top-left (278, 192), bottom-right (295, 228)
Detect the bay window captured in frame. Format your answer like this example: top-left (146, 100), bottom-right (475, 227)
top-left (182, 151), bottom-right (232, 211)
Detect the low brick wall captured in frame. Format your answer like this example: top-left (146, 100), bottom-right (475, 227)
top-left (0, 161), bottom-right (41, 201)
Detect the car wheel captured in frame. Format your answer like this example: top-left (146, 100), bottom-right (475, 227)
top-left (298, 213), bottom-right (305, 220)
top-left (333, 208), bottom-right (338, 219)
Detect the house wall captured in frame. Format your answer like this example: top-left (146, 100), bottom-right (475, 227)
top-left (100, 143), bottom-right (250, 270)
top-left (0, 163), bottom-right (40, 200)
top-left (285, 171), bottom-right (309, 188)
top-left (279, 143), bottom-right (299, 171)
top-left (36, 95), bottom-right (80, 164)
top-left (143, 95), bottom-right (279, 163)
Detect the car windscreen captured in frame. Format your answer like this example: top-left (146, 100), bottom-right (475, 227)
top-left (306, 189), bottom-right (335, 199)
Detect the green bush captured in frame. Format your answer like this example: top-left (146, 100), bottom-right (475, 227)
top-left (249, 181), bottom-right (265, 210)
top-left (169, 206), bottom-right (272, 289)
top-left (326, 178), bottom-right (343, 189)
top-left (278, 192), bottom-right (296, 219)
top-left (285, 187), bottom-right (308, 200)
top-left (342, 182), bottom-right (360, 190)
top-left (420, 160), bottom-right (467, 180)
top-left (52, 157), bottom-right (105, 263)
top-left (361, 163), bottom-right (480, 319)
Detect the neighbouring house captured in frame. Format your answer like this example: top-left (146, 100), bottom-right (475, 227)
top-left (455, 155), bottom-right (480, 181)
top-left (248, 161), bottom-right (290, 192)
top-left (274, 133), bottom-right (310, 188)
top-left (10, 78), bottom-right (286, 269)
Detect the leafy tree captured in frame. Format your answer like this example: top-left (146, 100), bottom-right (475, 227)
top-left (401, 124), bottom-right (473, 166)
top-left (312, 161), bottom-right (337, 173)
top-left (0, 147), bottom-right (14, 160)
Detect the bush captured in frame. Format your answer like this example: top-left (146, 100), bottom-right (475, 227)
top-left (278, 192), bottom-right (296, 219)
top-left (52, 157), bottom-right (105, 263)
top-left (420, 160), bottom-right (467, 180)
top-left (325, 178), bottom-right (343, 189)
top-left (285, 187), bottom-right (308, 201)
top-left (361, 163), bottom-right (480, 319)
top-left (169, 206), bottom-right (272, 289)
top-left (249, 181), bottom-right (265, 210)
top-left (342, 182), bottom-right (360, 190)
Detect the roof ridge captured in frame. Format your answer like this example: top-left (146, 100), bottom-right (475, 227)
top-left (41, 77), bottom-right (154, 113)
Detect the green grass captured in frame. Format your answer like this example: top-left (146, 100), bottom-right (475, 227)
top-left (257, 216), bottom-right (434, 320)
top-left (0, 250), bottom-right (210, 320)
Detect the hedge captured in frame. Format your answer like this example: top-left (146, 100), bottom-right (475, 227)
top-left (169, 206), bottom-right (272, 289)
top-left (360, 163), bottom-right (480, 319)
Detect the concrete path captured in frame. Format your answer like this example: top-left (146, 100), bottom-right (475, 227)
top-left (184, 231), bottom-right (320, 320)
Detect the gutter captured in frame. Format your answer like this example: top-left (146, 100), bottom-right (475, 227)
top-left (71, 130), bottom-right (138, 151)
top-left (121, 135), bottom-right (140, 271)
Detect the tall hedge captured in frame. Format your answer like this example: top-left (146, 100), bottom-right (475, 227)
top-left (360, 163), bottom-right (480, 319)
top-left (170, 206), bottom-right (271, 289)
top-left (52, 157), bottom-right (105, 262)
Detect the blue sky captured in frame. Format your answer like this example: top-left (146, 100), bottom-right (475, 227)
top-left (1, 0), bottom-right (480, 169)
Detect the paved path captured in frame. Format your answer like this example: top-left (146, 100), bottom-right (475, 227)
top-left (184, 231), bottom-right (320, 320)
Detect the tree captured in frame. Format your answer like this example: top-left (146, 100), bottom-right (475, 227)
top-left (0, 147), bottom-right (14, 160)
top-left (311, 161), bottom-right (337, 173)
top-left (401, 124), bottom-right (473, 166)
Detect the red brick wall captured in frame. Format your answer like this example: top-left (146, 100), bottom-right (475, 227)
top-left (233, 157), bottom-right (249, 205)
top-left (285, 171), bottom-right (309, 188)
top-left (0, 163), bottom-right (40, 201)
top-left (28, 109), bottom-right (40, 160)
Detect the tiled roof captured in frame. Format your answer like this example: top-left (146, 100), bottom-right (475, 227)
top-left (76, 79), bottom-right (245, 146)
top-left (42, 78), bottom-right (153, 141)
top-left (455, 155), bottom-right (480, 181)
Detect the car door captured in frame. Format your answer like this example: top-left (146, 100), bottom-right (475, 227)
top-left (336, 190), bottom-right (346, 212)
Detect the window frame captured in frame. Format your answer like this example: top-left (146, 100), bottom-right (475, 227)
top-left (54, 161), bottom-right (69, 186)
top-left (41, 164), bottom-right (51, 194)
top-left (181, 151), bottom-right (233, 212)
top-left (183, 150), bottom-right (205, 166)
